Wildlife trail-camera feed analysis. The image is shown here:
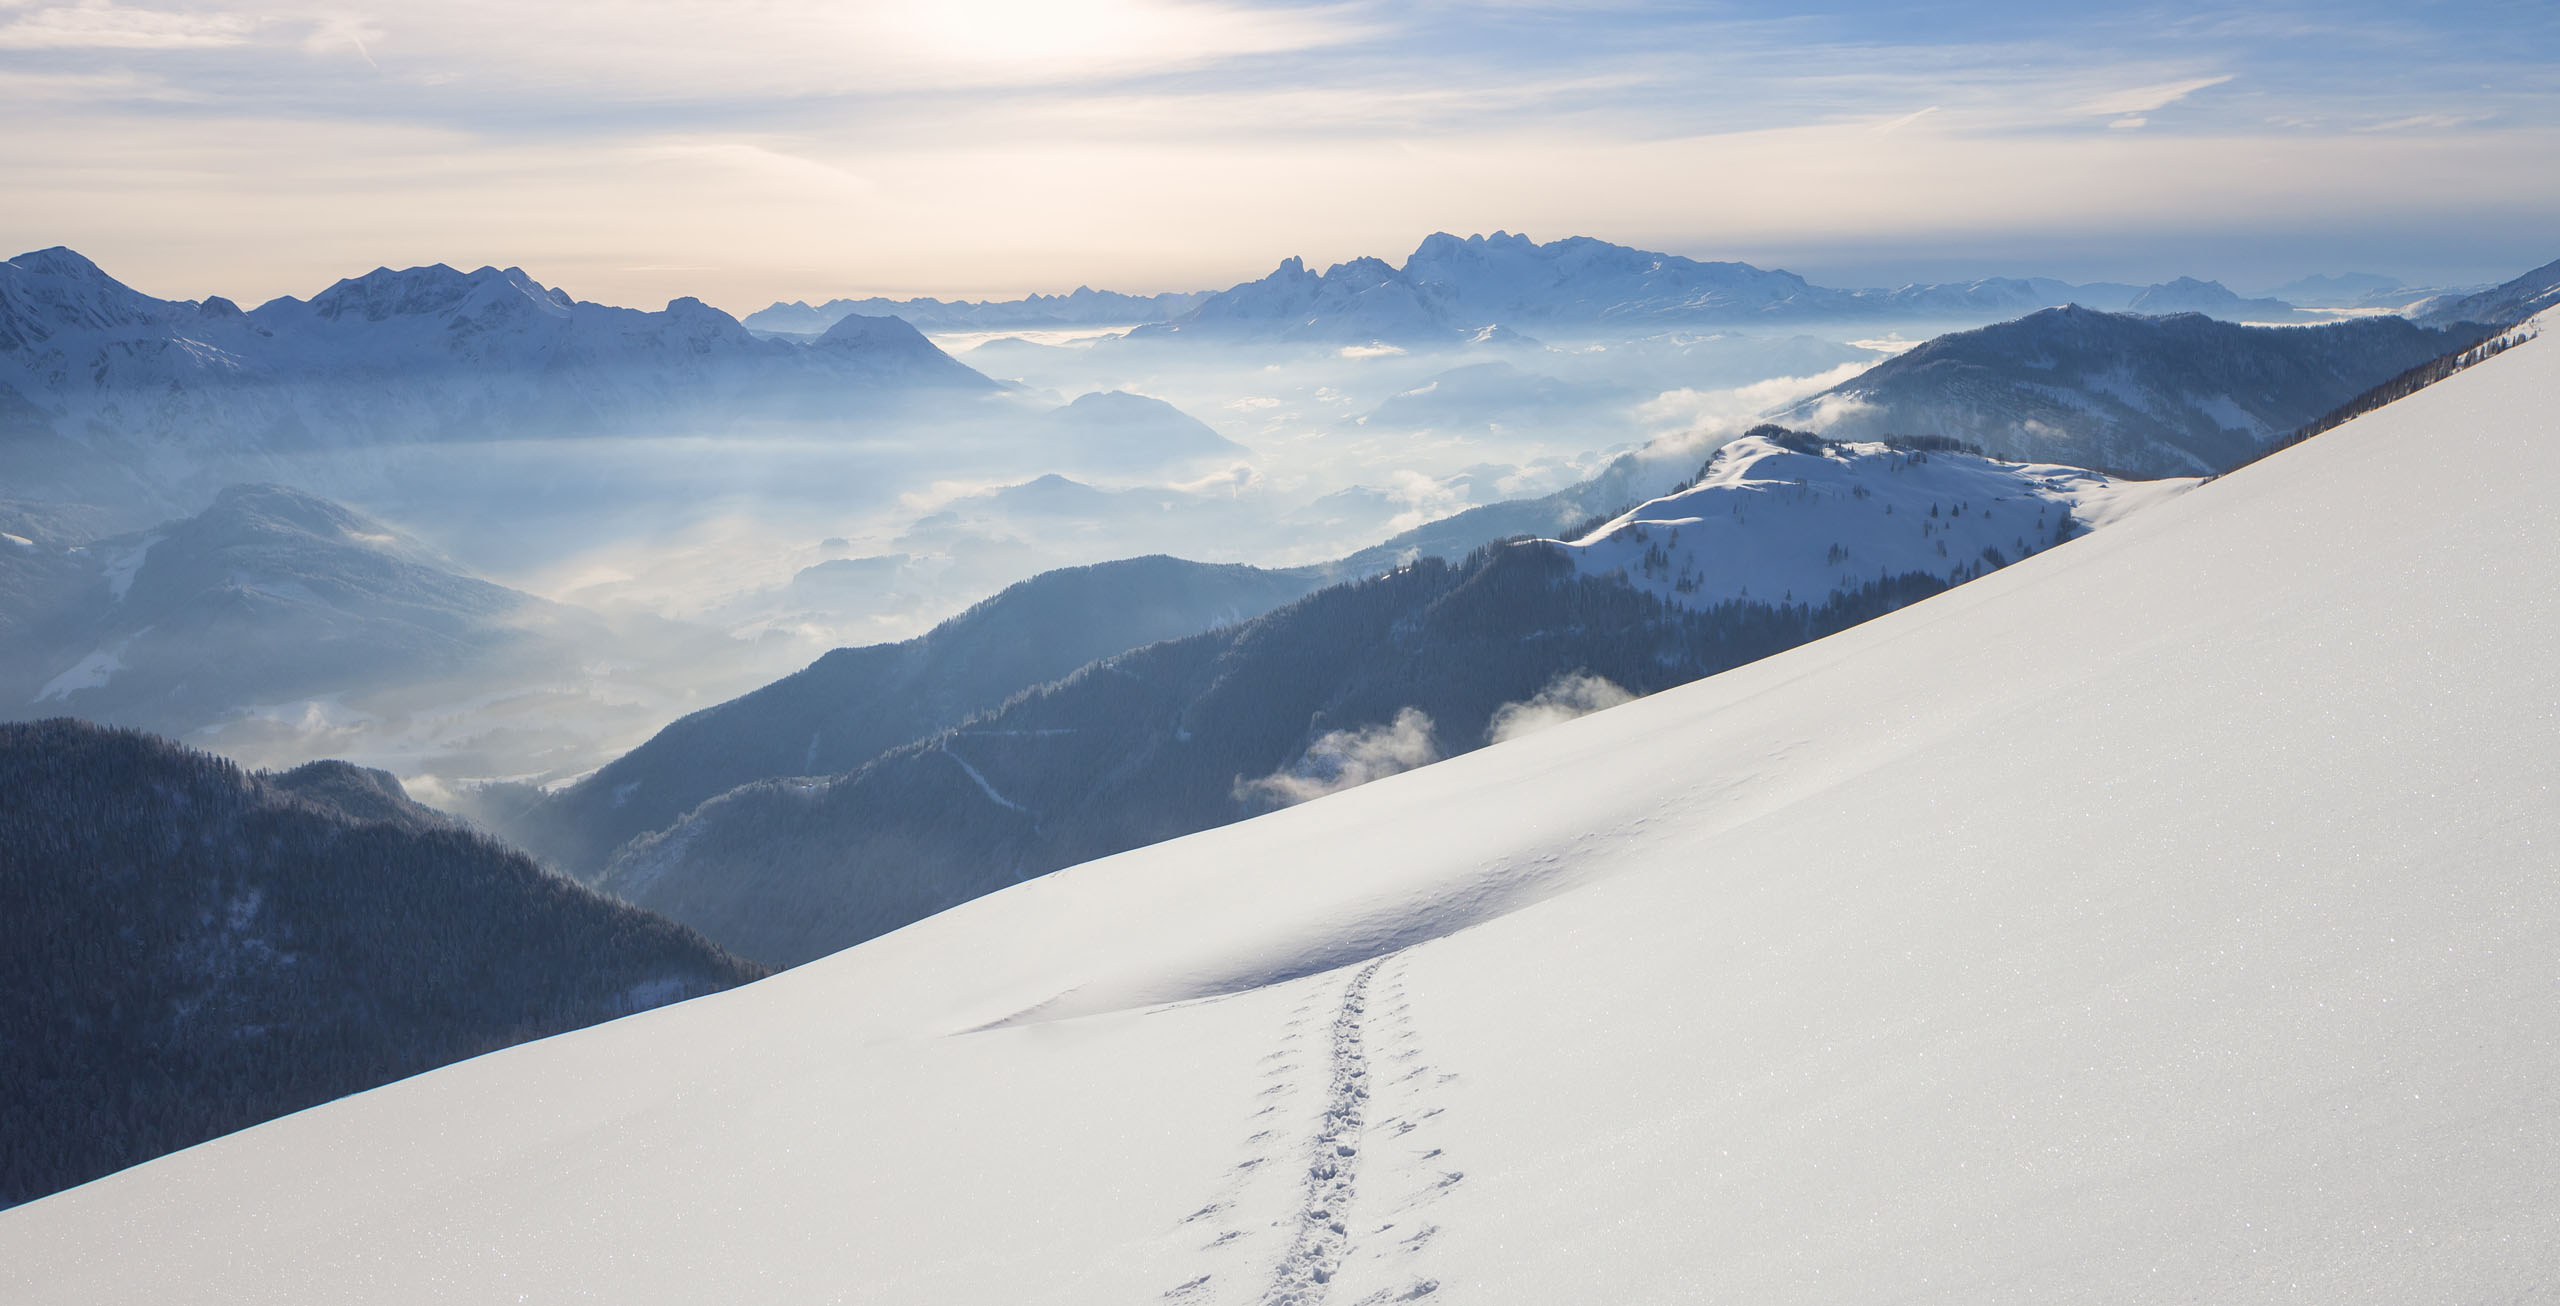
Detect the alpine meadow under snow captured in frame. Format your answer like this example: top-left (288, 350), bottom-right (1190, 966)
top-left (4, 304), bottom-right (2550, 1306)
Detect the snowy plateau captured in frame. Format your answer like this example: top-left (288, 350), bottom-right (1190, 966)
top-left (4, 298), bottom-right (2552, 1304)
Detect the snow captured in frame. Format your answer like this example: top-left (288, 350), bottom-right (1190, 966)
top-left (33, 633), bottom-right (140, 702)
top-left (5, 329), bottom-right (2557, 1304)
top-left (1555, 433), bottom-right (2199, 610)
top-left (101, 532), bottom-right (161, 600)
top-left (0, 532), bottom-right (31, 548)
top-left (943, 743), bottom-right (1030, 814)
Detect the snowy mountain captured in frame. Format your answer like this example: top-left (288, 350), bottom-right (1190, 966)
top-left (5, 304), bottom-right (2546, 1304)
top-left (1781, 305), bottom-right (2476, 475)
top-left (580, 429), bottom-right (2186, 966)
top-left (471, 555), bottom-right (1330, 879)
top-left (0, 484), bottom-right (598, 744)
top-left (743, 286), bottom-right (1209, 335)
top-left (592, 542), bottom-right (1948, 966)
top-left (1129, 232), bottom-right (2224, 346)
top-left (2415, 254), bottom-right (2560, 329)
top-left (0, 718), bottom-right (766, 1209)
top-left (1556, 428), bottom-right (2196, 609)
top-left (0, 247), bottom-right (999, 505)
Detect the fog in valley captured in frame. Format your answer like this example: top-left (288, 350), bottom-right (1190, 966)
top-left (154, 319), bottom-right (1908, 799)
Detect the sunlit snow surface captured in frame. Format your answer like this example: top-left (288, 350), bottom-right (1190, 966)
top-left (1556, 433), bottom-right (2199, 609)
top-left (6, 327), bottom-right (2557, 1303)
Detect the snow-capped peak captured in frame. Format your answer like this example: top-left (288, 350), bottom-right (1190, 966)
top-left (1552, 427), bottom-right (2197, 609)
top-left (297, 263), bottom-right (574, 324)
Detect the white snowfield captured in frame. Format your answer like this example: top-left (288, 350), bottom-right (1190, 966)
top-left (1557, 432), bottom-right (2198, 610)
top-left (7, 328), bottom-right (2558, 1304)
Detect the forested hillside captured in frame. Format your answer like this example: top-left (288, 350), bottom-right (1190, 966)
top-left (473, 555), bottom-right (1327, 877)
top-left (600, 545), bottom-right (1952, 965)
top-left (0, 720), bottom-right (767, 1208)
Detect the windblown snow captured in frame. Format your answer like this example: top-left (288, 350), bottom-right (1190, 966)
top-left (3, 326), bottom-right (2555, 1305)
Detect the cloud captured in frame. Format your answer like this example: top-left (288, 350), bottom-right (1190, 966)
top-left (2355, 113), bottom-right (2493, 133)
top-left (1486, 672), bottom-right (1634, 745)
top-left (0, 1), bottom-right (253, 49)
top-left (1237, 707), bottom-right (1439, 807)
top-left (1634, 361), bottom-right (1872, 430)
top-left (2074, 74), bottom-right (2233, 118)
top-left (2107, 115), bottom-right (2149, 130)
top-left (300, 13), bottom-right (378, 68)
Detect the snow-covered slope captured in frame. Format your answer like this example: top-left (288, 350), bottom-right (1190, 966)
top-left (1556, 430), bottom-right (2196, 609)
top-left (5, 325), bottom-right (2554, 1303)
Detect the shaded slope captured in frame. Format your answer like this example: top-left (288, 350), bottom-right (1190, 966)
top-left (1, 484), bottom-right (577, 736)
top-left (598, 546), bottom-right (1955, 965)
top-left (0, 719), bottom-right (766, 1209)
top-left (485, 555), bottom-right (1328, 877)
top-left (1786, 305), bottom-right (2475, 475)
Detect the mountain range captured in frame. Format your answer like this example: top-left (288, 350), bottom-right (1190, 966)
top-left (470, 554), bottom-right (1332, 879)
top-left (9, 294), bottom-right (2546, 1306)
top-left (0, 248), bottom-right (1000, 513)
top-left (744, 286), bottom-right (1210, 335)
top-left (529, 425), bottom-right (2174, 966)
top-left (742, 233), bottom-right (2408, 349)
top-left (592, 541), bottom-right (1953, 966)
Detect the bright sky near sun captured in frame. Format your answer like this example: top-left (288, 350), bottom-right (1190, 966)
top-left (5, 0), bottom-right (2555, 311)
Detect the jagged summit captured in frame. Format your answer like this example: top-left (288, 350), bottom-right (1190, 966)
top-left (297, 263), bottom-right (575, 323)
top-left (0, 248), bottom-right (1002, 495)
top-left (1135, 232), bottom-right (2177, 346)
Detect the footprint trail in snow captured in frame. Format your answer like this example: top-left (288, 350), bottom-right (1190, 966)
top-left (1164, 954), bottom-right (1462, 1306)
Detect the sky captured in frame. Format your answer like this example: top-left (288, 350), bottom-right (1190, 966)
top-left (5, 0), bottom-right (2556, 312)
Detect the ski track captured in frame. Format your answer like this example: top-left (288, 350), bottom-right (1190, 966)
top-left (1165, 955), bottom-right (1459, 1306)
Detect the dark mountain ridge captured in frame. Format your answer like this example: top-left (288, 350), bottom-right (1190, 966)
top-left (1783, 305), bottom-right (2482, 476)
top-left (469, 554), bottom-right (1331, 877)
top-left (595, 543), bottom-right (1954, 966)
top-left (0, 718), bottom-right (767, 1209)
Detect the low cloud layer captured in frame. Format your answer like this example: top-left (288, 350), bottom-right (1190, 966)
top-left (1238, 707), bottom-right (1440, 808)
top-left (1486, 672), bottom-right (1635, 745)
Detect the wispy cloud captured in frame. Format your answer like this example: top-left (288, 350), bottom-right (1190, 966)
top-left (2355, 112), bottom-right (2495, 132)
top-left (0, 1), bottom-right (253, 50)
top-left (5, 2), bottom-right (2555, 304)
top-left (2075, 74), bottom-right (2234, 118)
top-left (1237, 707), bottom-right (1439, 808)
top-left (1486, 673), bottom-right (1632, 745)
